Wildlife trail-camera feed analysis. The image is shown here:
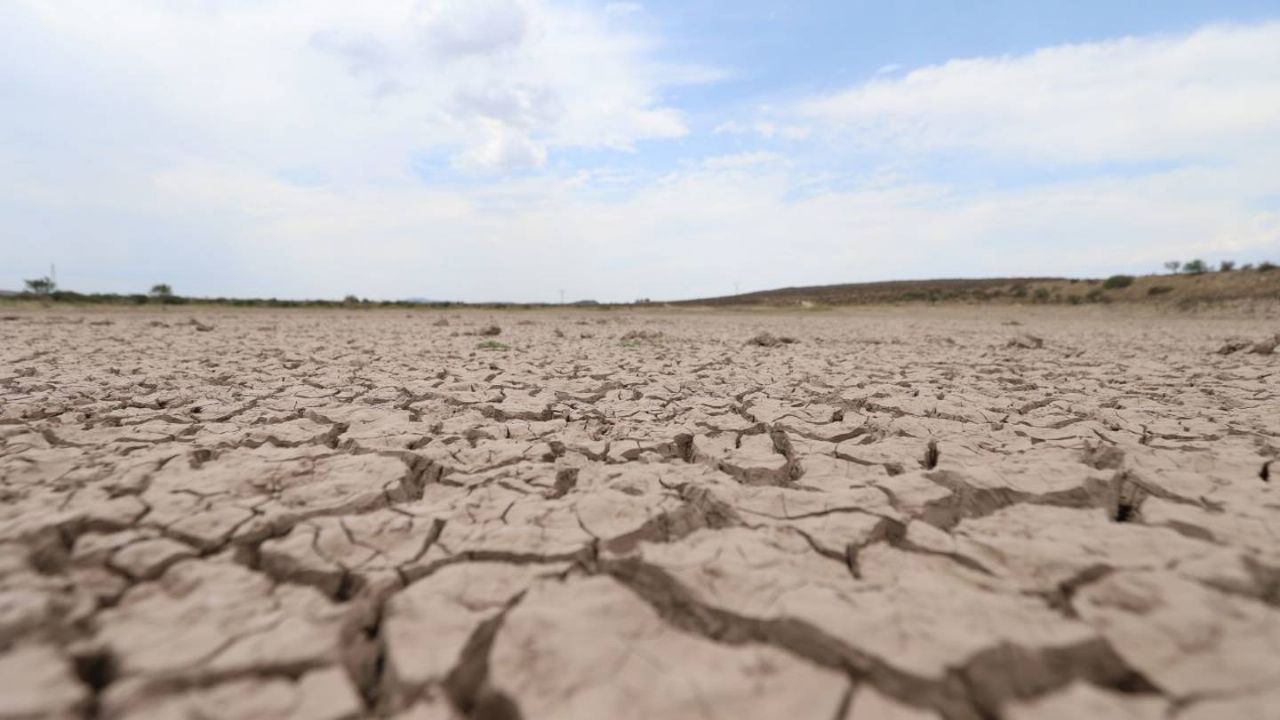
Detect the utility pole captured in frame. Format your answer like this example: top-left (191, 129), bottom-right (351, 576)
top-left (51, 264), bottom-right (56, 287)
top-left (734, 281), bottom-right (740, 296)
top-left (559, 289), bottom-right (565, 305)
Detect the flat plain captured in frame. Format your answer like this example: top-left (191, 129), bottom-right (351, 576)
top-left (1, 305), bottom-right (1278, 720)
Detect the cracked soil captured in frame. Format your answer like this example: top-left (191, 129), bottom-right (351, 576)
top-left (1, 306), bottom-right (1278, 720)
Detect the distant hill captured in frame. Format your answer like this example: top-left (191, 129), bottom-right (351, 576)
top-left (5, 266), bottom-right (1276, 309)
top-left (674, 268), bottom-right (1280, 307)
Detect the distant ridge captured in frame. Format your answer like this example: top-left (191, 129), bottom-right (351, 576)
top-left (3, 266), bottom-right (1276, 308)
top-left (674, 270), bottom-right (1280, 307)
top-left (678, 277), bottom-right (1062, 306)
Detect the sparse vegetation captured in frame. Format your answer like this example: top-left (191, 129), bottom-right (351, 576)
top-left (476, 340), bottom-right (508, 350)
top-left (1180, 259), bottom-right (1208, 274)
top-left (9, 262), bottom-right (1280, 310)
top-left (147, 283), bottom-right (186, 304)
top-left (2, 287), bottom-right (488, 309)
top-left (1163, 261), bottom-right (1181, 274)
top-left (23, 277), bottom-right (55, 295)
top-left (1218, 261), bottom-right (1236, 272)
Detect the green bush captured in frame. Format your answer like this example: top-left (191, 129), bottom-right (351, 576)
top-left (1147, 286), bottom-right (1174, 296)
top-left (1181, 259), bottom-right (1208, 274)
top-left (1102, 275), bottom-right (1134, 290)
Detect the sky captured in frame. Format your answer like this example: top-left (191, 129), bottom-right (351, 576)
top-left (3, 1), bottom-right (1280, 302)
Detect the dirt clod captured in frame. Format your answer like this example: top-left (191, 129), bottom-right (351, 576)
top-left (1007, 332), bottom-right (1044, 349)
top-left (747, 332), bottom-right (798, 347)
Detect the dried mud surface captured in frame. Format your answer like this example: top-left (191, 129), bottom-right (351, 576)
top-left (1, 307), bottom-right (1278, 720)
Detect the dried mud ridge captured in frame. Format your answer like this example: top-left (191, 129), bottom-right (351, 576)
top-left (1, 309), bottom-right (1278, 720)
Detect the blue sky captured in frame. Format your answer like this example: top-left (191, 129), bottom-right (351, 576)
top-left (3, 1), bottom-right (1280, 302)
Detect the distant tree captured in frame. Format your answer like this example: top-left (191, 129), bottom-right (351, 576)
top-left (149, 283), bottom-right (173, 299)
top-left (1102, 274), bottom-right (1134, 290)
top-left (1181, 259), bottom-right (1208, 274)
top-left (343, 294), bottom-right (359, 305)
top-left (1240, 263), bottom-right (1255, 271)
top-left (1218, 261), bottom-right (1236, 272)
top-left (24, 277), bottom-right (55, 295)
top-left (1163, 261), bottom-right (1181, 274)
top-left (1259, 261), bottom-right (1277, 273)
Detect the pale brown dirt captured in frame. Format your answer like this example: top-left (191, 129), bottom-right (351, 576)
top-left (1, 306), bottom-right (1278, 720)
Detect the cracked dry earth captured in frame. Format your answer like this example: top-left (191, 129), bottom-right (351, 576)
top-left (2, 307), bottom-right (1279, 720)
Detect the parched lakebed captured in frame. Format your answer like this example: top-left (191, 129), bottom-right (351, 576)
top-left (1, 306), bottom-right (1278, 720)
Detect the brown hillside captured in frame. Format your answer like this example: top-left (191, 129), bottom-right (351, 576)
top-left (676, 268), bottom-right (1280, 307)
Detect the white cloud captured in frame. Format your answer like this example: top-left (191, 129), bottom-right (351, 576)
top-left (4, 0), bottom-right (695, 173)
top-left (418, 0), bottom-right (529, 58)
top-left (458, 122), bottom-right (549, 171)
top-left (714, 120), bottom-right (810, 140)
top-left (799, 23), bottom-right (1280, 165)
top-left (605, 3), bottom-right (644, 18)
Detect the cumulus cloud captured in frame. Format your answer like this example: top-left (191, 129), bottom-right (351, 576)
top-left (417, 0), bottom-right (529, 58)
top-left (458, 123), bottom-right (549, 171)
top-left (452, 82), bottom-right (564, 130)
top-left (797, 23), bottom-right (1280, 165)
top-left (3, 0), bottom-right (693, 173)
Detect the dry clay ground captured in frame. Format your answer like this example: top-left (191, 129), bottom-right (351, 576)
top-left (1, 306), bottom-right (1278, 720)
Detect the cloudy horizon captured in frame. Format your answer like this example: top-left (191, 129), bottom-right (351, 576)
top-left (4, 1), bottom-right (1280, 302)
